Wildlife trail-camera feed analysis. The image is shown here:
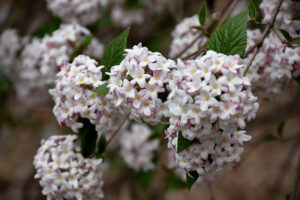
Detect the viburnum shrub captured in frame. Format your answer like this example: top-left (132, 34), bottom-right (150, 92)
top-left (0, 0), bottom-right (299, 199)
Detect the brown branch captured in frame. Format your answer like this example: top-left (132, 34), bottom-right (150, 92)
top-left (291, 153), bottom-right (300, 200)
top-left (243, 0), bottom-right (284, 75)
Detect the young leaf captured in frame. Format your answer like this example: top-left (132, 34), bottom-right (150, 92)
top-left (167, 173), bottom-right (186, 191)
top-left (101, 28), bottom-right (130, 79)
top-left (186, 171), bottom-right (199, 190)
top-left (92, 82), bottom-right (109, 96)
top-left (177, 131), bottom-right (196, 153)
top-left (78, 118), bottom-right (98, 157)
top-left (291, 37), bottom-right (300, 44)
top-left (97, 134), bottom-right (107, 154)
top-left (262, 134), bottom-right (278, 142)
top-left (207, 11), bottom-right (248, 57)
top-left (279, 29), bottom-right (293, 41)
top-left (69, 34), bottom-right (93, 61)
top-left (248, 0), bottom-right (256, 19)
top-left (198, 3), bottom-right (207, 26)
top-left (32, 18), bottom-right (62, 38)
top-left (148, 124), bottom-right (167, 140)
top-left (277, 121), bottom-right (286, 137)
top-left (138, 170), bottom-right (156, 192)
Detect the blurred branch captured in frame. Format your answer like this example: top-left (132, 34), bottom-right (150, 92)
top-left (243, 0), bottom-right (284, 75)
top-left (291, 153), bottom-right (300, 200)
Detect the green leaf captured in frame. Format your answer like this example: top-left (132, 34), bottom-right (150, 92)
top-left (32, 18), bottom-right (62, 38)
top-left (0, 70), bottom-right (10, 93)
top-left (69, 34), bottom-right (93, 61)
top-left (138, 170), bottom-right (156, 192)
top-left (248, 0), bottom-right (256, 19)
top-left (78, 118), bottom-right (98, 157)
top-left (279, 29), bottom-right (293, 41)
top-left (148, 124), bottom-right (167, 140)
top-left (167, 173), bottom-right (186, 191)
top-left (97, 134), bottom-right (107, 154)
top-left (92, 82), bottom-right (109, 96)
top-left (101, 28), bottom-right (130, 80)
top-left (262, 134), bottom-right (278, 142)
top-left (277, 121), bottom-right (286, 137)
top-left (291, 37), bottom-right (300, 44)
top-left (177, 131), bottom-right (196, 153)
top-left (207, 11), bottom-right (248, 57)
top-left (290, 12), bottom-right (300, 20)
top-left (198, 3), bottom-right (207, 26)
top-left (186, 171), bottom-right (199, 190)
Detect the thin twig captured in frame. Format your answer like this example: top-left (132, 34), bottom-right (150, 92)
top-left (107, 116), bottom-right (128, 145)
top-left (243, 0), bottom-right (284, 75)
top-left (215, 0), bottom-right (239, 30)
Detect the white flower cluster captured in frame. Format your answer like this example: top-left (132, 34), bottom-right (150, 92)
top-left (46, 0), bottom-right (108, 25)
top-left (33, 135), bottom-right (104, 200)
top-left (245, 29), bottom-right (300, 99)
top-left (110, 0), bottom-right (168, 27)
top-left (120, 123), bottom-right (159, 171)
top-left (108, 44), bottom-right (175, 124)
top-left (17, 23), bottom-right (104, 104)
top-left (260, 0), bottom-right (300, 35)
top-left (165, 51), bottom-right (258, 182)
top-left (169, 15), bottom-right (208, 59)
top-left (50, 55), bottom-right (125, 136)
top-left (0, 29), bottom-right (27, 79)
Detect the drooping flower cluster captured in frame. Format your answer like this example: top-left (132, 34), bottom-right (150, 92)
top-left (245, 29), bottom-right (300, 99)
top-left (46, 0), bottom-right (108, 25)
top-left (169, 15), bottom-right (208, 59)
top-left (108, 44), bottom-right (175, 124)
top-left (260, 0), bottom-right (300, 35)
top-left (50, 55), bottom-right (125, 136)
top-left (165, 50), bottom-right (258, 182)
top-left (0, 29), bottom-right (27, 79)
top-left (120, 123), bottom-right (159, 171)
top-left (33, 135), bottom-right (104, 200)
top-left (17, 23), bottom-right (104, 104)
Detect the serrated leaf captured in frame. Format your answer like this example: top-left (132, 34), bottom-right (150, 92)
top-left (248, 0), bottom-right (256, 19)
top-left (167, 173), bottom-right (186, 191)
top-left (279, 29), bottom-right (293, 41)
top-left (262, 134), bottom-right (278, 142)
top-left (207, 11), bottom-right (248, 57)
top-left (97, 134), bottom-right (107, 154)
top-left (69, 34), bottom-right (93, 61)
top-left (32, 18), bottom-right (62, 39)
top-left (198, 3), bottom-right (207, 26)
top-left (138, 170), bottom-right (156, 192)
top-left (101, 28), bottom-right (130, 80)
top-left (186, 171), bottom-right (199, 190)
top-left (291, 37), bottom-right (300, 44)
top-left (78, 118), bottom-right (98, 157)
top-left (92, 82), bottom-right (109, 96)
top-left (177, 131), bottom-right (196, 153)
top-left (277, 121), bottom-right (286, 137)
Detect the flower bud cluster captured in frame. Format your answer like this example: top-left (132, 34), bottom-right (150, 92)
top-left (165, 51), bottom-right (258, 180)
top-left (108, 44), bottom-right (175, 124)
top-left (50, 55), bottom-right (125, 136)
top-left (33, 135), bottom-right (104, 200)
top-left (245, 29), bottom-right (300, 99)
top-left (260, 0), bottom-right (300, 35)
top-left (17, 23), bottom-right (104, 105)
top-left (0, 29), bottom-right (27, 79)
top-left (169, 15), bottom-right (208, 58)
top-left (120, 123), bottom-right (159, 171)
top-left (46, 0), bottom-right (108, 25)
